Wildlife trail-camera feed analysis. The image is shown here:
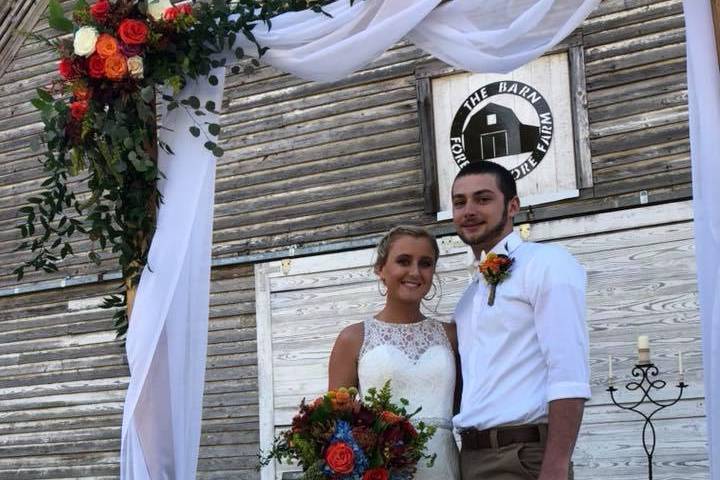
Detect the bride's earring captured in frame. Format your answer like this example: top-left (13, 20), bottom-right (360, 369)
top-left (424, 282), bottom-right (438, 301)
top-left (377, 279), bottom-right (387, 297)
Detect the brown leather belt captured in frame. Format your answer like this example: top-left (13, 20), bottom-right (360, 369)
top-left (460, 424), bottom-right (547, 450)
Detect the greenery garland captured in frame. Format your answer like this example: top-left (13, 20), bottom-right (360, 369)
top-left (16, 0), bottom-right (349, 338)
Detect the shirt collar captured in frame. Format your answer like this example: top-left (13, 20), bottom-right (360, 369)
top-left (489, 231), bottom-right (523, 257)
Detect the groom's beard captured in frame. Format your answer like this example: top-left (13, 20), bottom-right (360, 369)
top-left (458, 203), bottom-right (509, 248)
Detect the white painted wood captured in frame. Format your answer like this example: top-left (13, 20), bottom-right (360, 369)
top-left (255, 262), bottom-right (276, 480)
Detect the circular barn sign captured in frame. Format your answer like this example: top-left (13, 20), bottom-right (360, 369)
top-left (450, 81), bottom-right (554, 180)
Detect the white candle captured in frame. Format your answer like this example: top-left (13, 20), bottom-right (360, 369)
top-left (608, 354), bottom-right (613, 379)
top-left (678, 351), bottom-right (683, 374)
top-left (637, 335), bottom-right (650, 364)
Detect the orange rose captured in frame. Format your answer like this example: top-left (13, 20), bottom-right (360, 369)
top-left (95, 34), bottom-right (119, 58)
top-left (325, 442), bottom-right (354, 474)
top-left (363, 468), bottom-right (389, 480)
top-left (380, 411), bottom-right (402, 425)
top-left (104, 53), bottom-right (127, 81)
top-left (118, 19), bottom-right (148, 45)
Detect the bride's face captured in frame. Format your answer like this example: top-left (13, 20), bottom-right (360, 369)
top-left (377, 236), bottom-right (436, 304)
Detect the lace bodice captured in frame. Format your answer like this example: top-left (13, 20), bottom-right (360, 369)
top-left (358, 317), bottom-right (456, 425)
top-left (359, 316), bottom-right (453, 361)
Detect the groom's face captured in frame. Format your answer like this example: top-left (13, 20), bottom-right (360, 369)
top-left (451, 173), bottom-right (517, 249)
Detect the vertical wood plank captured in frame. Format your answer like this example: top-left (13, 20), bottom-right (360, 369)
top-left (415, 75), bottom-right (439, 214)
top-left (255, 262), bottom-right (276, 480)
top-left (569, 43), bottom-right (593, 189)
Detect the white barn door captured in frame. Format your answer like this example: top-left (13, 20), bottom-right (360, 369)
top-left (256, 201), bottom-right (707, 480)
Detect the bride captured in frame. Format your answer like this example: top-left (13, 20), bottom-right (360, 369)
top-left (328, 225), bottom-right (461, 479)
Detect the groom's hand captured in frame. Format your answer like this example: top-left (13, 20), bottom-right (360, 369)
top-left (538, 398), bottom-right (585, 480)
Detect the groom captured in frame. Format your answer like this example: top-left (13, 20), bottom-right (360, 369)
top-left (451, 161), bottom-right (591, 480)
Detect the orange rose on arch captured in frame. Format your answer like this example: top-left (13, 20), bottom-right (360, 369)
top-left (104, 53), bottom-right (128, 81)
top-left (95, 34), bottom-right (119, 58)
top-left (325, 441), bottom-right (354, 475)
top-left (118, 19), bottom-right (148, 45)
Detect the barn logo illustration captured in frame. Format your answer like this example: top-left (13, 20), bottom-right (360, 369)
top-left (449, 81), bottom-right (554, 180)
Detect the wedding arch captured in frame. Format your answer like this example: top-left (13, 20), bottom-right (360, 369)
top-left (18, 0), bottom-right (718, 478)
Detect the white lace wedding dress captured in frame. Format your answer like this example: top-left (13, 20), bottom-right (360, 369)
top-left (358, 317), bottom-right (460, 480)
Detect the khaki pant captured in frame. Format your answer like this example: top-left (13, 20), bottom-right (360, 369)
top-left (460, 442), bottom-right (574, 480)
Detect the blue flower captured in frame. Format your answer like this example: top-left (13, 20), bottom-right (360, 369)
top-left (322, 421), bottom-right (369, 479)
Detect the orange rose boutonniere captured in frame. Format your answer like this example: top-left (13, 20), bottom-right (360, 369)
top-left (479, 252), bottom-right (514, 306)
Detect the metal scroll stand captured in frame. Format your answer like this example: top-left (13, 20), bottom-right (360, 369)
top-left (606, 362), bottom-right (687, 480)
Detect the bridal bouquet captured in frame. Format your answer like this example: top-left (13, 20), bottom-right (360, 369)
top-left (261, 382), bottom-right (436, 480)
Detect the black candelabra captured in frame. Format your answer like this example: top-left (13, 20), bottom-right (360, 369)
top-left (606, 363), bottom-right (687, 480)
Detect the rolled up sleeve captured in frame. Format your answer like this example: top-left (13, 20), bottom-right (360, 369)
top-left (531, 251), bottom-right (591, 401)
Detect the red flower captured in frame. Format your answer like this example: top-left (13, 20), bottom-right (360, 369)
top-left (118, 19), bottom-right (148, 45)
top-left (87, 54), bottom-right (105, 78)
top-left (90, 0), bottom-right (110, 22)
top-left (363, 468), bottom-right (389, 480)
top-left (179, 4), bottom-right (193, 16)
top-left (70, 100), bottom-right (89, 120)
top-left (73, 85), bottom-right (91, 102)
top-left (163, 6), bottom-right (179, 21)
top-left (400, 419), bottom-right (417, 438)
top-left (325, 442), bottom-right (354, 475)
top-left (58, 58), bottom-right (75, 80)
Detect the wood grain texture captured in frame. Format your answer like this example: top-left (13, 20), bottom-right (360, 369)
top-left (0, 264), bottom-right (260, 479)
top-left (0, 0), bottom-right (693, 292)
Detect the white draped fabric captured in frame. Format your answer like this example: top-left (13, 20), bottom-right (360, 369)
top-left (683, 1), bottom-right (720, 478)
top-left (119, 1), bottom-right (599, 478)
top-left (232, 0), bottom-right (600, 82)
top-left (119, 71), bottom-right (223, 479)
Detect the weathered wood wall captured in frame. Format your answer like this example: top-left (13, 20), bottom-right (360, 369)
top-left (255, 202), bottom-right (707, 480)
top-left (0, 0), bottom-right (689, 285)
top-left (0, 0), bottom-right (698, 478)
top-left (0, 264), bottom-right (258, 479)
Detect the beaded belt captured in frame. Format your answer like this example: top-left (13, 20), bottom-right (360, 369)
top-left (413, 416), bottom-right (453, 431)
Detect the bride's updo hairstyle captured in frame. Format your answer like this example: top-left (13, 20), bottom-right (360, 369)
top-left (373, 225), bottom-right (440, 272)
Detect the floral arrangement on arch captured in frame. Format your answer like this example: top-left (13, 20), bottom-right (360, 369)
top-left (260, 382), bottom-right (436, 480)
top-left (15, 0), bottom-right (347, 338)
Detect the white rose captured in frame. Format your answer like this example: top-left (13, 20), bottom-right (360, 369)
top-left (127, 56), bottom-right (144, 79)
top-left (147, 0), bottom-right (173, 20)
top-left (73, 26), bottom-right (99, 57)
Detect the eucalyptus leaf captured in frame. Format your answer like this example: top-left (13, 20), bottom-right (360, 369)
top-left (187, 96), bottom-right (200, 109)
top-left (36, 88), bottom-right (53, 102)
top-left (48, 0), bottom-right (74, 33)
top-left (141, 86), bottom-right (155, 103)
top-left (207, 123), bottom-right (220, 136)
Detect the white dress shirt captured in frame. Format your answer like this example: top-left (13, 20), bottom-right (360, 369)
top-left (453, 231), bottom-right (591, 431)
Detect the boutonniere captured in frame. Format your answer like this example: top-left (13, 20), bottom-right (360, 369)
top-left (478, 252), bottom-right (515, 306)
